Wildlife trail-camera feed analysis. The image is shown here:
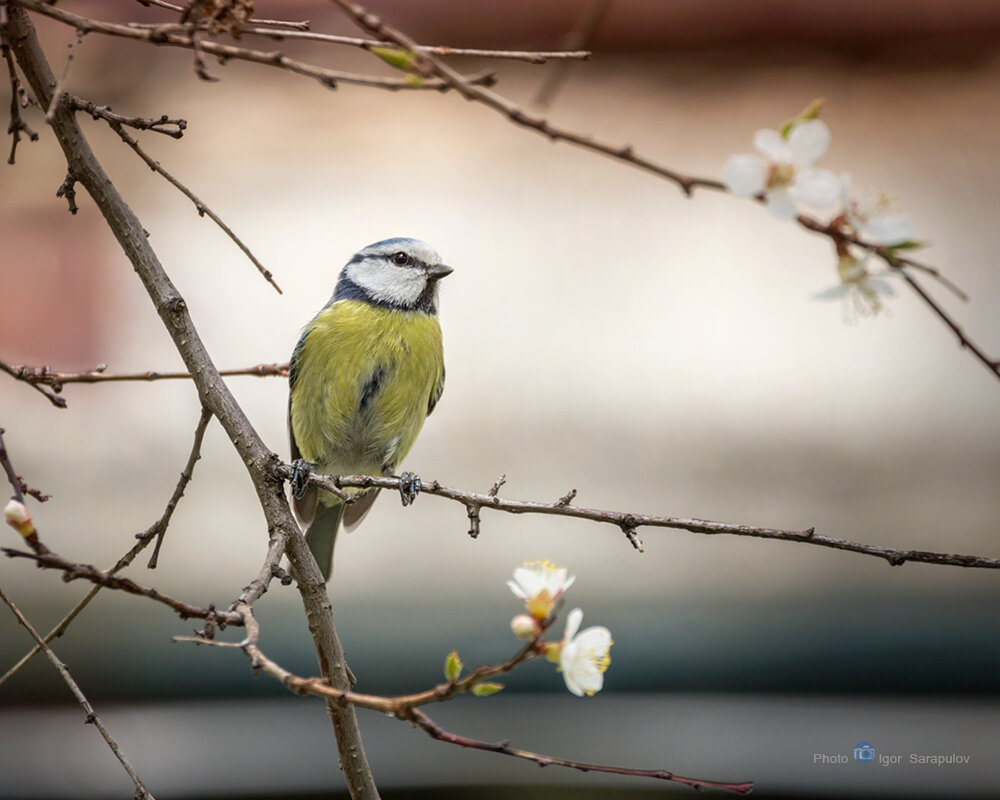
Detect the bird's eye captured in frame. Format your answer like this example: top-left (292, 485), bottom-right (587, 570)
top-left (391, 251), bottom-right (411, 266)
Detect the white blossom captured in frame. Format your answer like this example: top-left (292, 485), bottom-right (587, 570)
top-left (507, 560), bottom-right (575, 603)
top-left (840, 173), bottom-right (915, 247)
top-left (559, 608), bottom-right (612, 697)
top-left (724, 119), bottom-right (840, 220)
top-left (813, 252), bottom-right (894, 321)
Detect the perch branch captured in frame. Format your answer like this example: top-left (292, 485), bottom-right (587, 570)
top-left (294, 470), bottom-right (1000, 570)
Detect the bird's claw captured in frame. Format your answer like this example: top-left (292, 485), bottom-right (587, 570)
top-left (399, 471), bottom-right (421, 507)
top-left (290, 459), bottom-right (311, 499)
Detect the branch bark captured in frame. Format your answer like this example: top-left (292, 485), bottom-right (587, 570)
top-left (6, 8), bottom-right (378, 798)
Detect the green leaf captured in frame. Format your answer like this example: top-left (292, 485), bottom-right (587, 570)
top-left (370, 46), bottom-right (418, 71)
top-left (886, 240), bottom-right (924, 251)
top-left (471, 682), bottom-right (504, 697)
top-left (780, 97), bottom-right (826, 140)
top-left (444, 650), bottom-right (462, 683)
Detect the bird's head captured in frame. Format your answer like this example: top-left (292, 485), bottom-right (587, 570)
top-left (335, 238), bottom-right (453, 313)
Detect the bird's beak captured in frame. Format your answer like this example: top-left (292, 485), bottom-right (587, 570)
top-left (425, 264), bottom-right (454, 280)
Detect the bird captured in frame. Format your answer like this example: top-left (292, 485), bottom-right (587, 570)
top-left (288, 238), bottom-right (452, 581)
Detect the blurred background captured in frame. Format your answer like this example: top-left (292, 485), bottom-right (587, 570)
top-left (1, 1), bottom-right (999, 798)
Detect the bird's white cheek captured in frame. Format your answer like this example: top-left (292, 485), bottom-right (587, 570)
top-left (347, 262), bottom-right (426, 306)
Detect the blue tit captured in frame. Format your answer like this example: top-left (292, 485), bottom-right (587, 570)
top-left (288, 238), bottom-right (452, 581)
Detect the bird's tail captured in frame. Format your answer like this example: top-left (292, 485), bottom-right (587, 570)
top-left (304, 502), bottom-right (344, 582)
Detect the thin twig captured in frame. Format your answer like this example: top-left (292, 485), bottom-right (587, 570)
top-left (103, 118), bottom-right (281, 293)
top-left (176, 603), bottom-right (751, 795)
top-left (135, 0), bottom-right (311, 30)
top-left (17, 0), bottom-right (989, 379)
top-left (148, 405), bottom-right (213, 567)
top-left (44, 28), bottom-right (83, 122)
top-left (0, 427), bottom-right (25, 502)
top-left (233, 26), bottom-right (590, 63)
top-left (407, 707), bottom-right (752, 794)
top-left (294, 470), bottom-right (1000, 570)
top-left (0, 587), bottom-right (156, 799)
top-left (13, 1), bottom-right (493, 91)
top-left (1, 3), bottom-right (38, 164)
top-left (534, 0), bottom-right (611, 106)
top-left (330, 0), bottom-right (998, 383)
top-left (3, 543), bottom-right (244, 624)
top-left (0, 359), bottom-right (288, 395)
top-left (69, 95), bottom-right (186, 138)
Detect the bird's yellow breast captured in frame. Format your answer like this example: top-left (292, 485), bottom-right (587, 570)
top-left (290, 299), bottom-right (444, 477)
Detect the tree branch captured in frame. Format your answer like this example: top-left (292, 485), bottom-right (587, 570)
top-left (297, 470), bottom-right (1000, 570)
top-left (0, 586), bottom-right (156, 799)
top-left (12, 0), bottom-right (995, 380)
top-left (5, 9), bottom-right (378, 797)
top-left (11, 1), bottom-right (492, 92)
top-left (406, 706), bottom-right (753, 795)
top-left (69, 95), bottom-right (186, 138)
top-left (329, 0), bottom-right (998, 384)
top-left (0, 359), bottom-right (288, 405)
top-left (0, 410), bottom-right (209, 686)
top-left (174, 601), bottom-right (752, 794)
top-left (94, 112), bottom-right (282, 293)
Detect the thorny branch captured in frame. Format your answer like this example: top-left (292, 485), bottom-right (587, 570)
top-left (0, 586), bottom-right (156, 799)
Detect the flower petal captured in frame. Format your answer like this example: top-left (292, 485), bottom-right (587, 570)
top-left (506, 579), bottom-right (528, 600)
top-left (811, 285), bottom-right (850, 302)
top-left (722, 154), bottom-right (767, 197)
top-left (861, 215), bottom-right (915, 247)
top-left (563, 607), bottom-right (583, 642)
top-left (766, 187), bottom-right (798, 220)
top-left (790, 168), bottom-right (841, 209)
top-left (753, 128), bottom-right (791, 162)
top-left (787, 119), bottom-right (831, 166)
top-left (867, 277), bottom-right (895, 297)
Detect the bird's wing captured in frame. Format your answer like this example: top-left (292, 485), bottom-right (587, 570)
top-left (427, 364), bottom-right (445, 417)
top-left (288, 327), bottom-right (317, 524)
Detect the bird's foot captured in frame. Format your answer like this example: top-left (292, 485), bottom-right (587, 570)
top-left (398, 471), bottom-right (421, 507)
top-left (290, 459), bottom-right (312, 499)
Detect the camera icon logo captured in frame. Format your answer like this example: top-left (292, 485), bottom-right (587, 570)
top-left (853, 741), bottom-right (876, 764)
